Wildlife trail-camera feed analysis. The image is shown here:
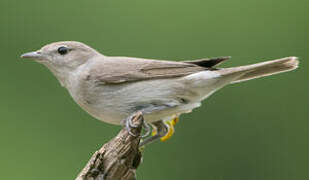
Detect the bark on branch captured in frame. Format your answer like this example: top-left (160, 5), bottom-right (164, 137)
top-left (75, 112), bottom-right (144, 180)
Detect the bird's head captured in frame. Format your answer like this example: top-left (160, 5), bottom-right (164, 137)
top-left (21, 41), bottom-right (100, 71)
top-left (21, 41), bottom-right (101, 87)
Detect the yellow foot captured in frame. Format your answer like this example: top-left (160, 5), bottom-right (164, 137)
top-left (159, 116), bottom-right (179, 142)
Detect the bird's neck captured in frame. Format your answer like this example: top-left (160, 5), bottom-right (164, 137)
top-left (41, 61), bottom-right (81, 90)
top-left (46, 66), bottom-right (71, 87)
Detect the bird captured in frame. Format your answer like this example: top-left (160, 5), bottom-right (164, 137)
top-left (21, 41), bottom-right (299, 146)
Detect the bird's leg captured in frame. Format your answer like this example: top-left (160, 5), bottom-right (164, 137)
top-left (139, 116), bottom-right (179, 147)
top-left (141, 120), bottom-right (151, 138)
top-left (139, 120), bottom-right (168, 147)
top-left (160, 116), bottom-right (179, 142)
top-left (125, 113), bottom-right (151, 137)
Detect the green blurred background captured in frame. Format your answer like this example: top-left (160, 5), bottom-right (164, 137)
top-left (0, 0), bottom-right (308, 179)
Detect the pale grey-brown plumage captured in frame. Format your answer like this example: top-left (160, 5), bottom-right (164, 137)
top-left (21, 41), bottom-right (299, 126)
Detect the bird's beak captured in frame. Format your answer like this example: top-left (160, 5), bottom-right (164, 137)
top-left (20, 51), bottom-right (43, 60)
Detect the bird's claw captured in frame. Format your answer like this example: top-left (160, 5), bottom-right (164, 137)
top-left (139, 116), bottom-right (179, 147)
top-left (125, 114), bottom-right (151, 138)
top-left (153, 116), bottom-right (179, 142)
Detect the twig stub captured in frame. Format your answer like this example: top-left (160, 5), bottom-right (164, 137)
top-left (76, 112), bottom-right (144, 180)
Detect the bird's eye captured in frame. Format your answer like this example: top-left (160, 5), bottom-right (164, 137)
top-left (57, 46), bottom-right (68, 55)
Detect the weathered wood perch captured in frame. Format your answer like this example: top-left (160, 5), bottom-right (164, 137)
top-left (75, 112), bottom-right (144, 180)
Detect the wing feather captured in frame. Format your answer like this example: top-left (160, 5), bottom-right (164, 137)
top-left (89, 56), bottom-right (228, 84)
top-left (183, 56), bottom-right (230, 68)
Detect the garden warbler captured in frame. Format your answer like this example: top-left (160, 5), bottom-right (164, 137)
top-left (21, 41), bottom-right (299, 146)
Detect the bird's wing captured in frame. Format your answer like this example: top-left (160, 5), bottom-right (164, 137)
top-left (90, 56), bottom-right (221, 84)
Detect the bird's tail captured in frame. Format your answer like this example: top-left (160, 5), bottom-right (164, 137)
top-left (217, 57), bottom-right (299, 83)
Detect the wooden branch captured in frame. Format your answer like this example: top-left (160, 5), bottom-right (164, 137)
top-left (75, 112), bottom-right (144, 180)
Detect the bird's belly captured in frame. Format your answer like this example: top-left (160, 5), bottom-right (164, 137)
top-left (77, 98), bottom-right (201, 125)
top-left (76, 99), bottom-right (129, 125)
